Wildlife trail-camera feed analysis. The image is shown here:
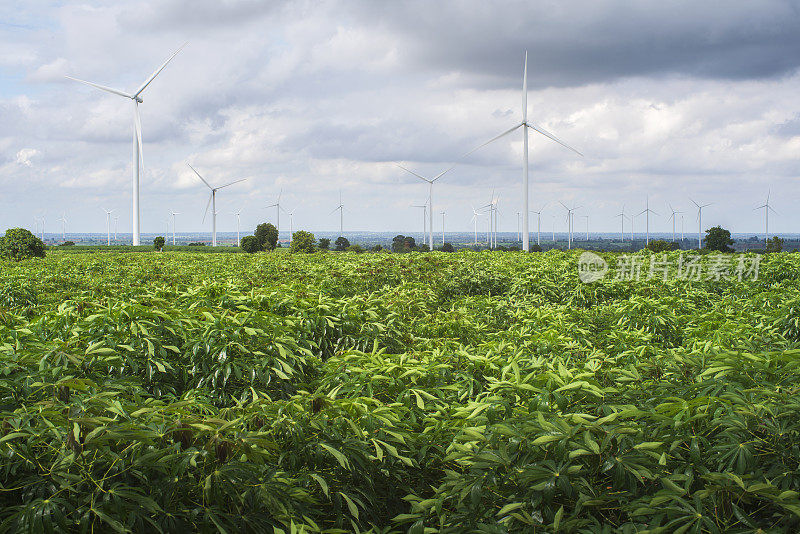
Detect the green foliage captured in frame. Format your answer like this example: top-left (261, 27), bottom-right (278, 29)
top-left (346, 244), bottom-right (363, 253)
top-left (239, 235), bottom-right (261, 253)
top-left (647, 239), bottom-right (679, 252)
top-left (334, 236), bottom-right (350, 251)
top-left (0, 228), bottom-right (45, 261)
top-left (371, 244), bottom-right (383, 252)
top-left (418, 243), bottom-right (430, 252)
top-left (290, 231), bottom-right (316, 253)
top-left (153, 236), bottom-right (165, 250)
top-left (392, 235), bottom-right (416, 253)
top-left (705, 226), bottom-right (735, 252)
top-left (440, 242), bottom-right (455, 252)
top-left (59, 241), bottom-right (75, 246)
top-left (0, 251), bottom-right (799, 532)
top-left (766, 236), bottom-right (784, 253)
top-left (255, 223), bottom-right (278, 251)
top-left (318, 238), bottom-right (331, 250)
top-left (530, 244), bottom-right (543, 252)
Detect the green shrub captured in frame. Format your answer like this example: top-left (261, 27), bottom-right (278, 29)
top-left (290, 231), bottom-right (316, 253)
top-left (153, 236), bottom-right (165, 251)
top-left (646, 240), bottom-right (679, 252)
top-left (240, 235), bottom-right (261, 253)
top-left (0, 228), bottom-right (45, 261)
top-left (318, 238), bottom-right (331, 250)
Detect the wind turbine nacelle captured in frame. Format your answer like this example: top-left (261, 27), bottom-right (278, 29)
top-left (135, 96), bottom-right (143, 103)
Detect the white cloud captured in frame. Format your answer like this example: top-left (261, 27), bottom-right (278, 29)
top-left (15, 148), bottom-right (38, 167)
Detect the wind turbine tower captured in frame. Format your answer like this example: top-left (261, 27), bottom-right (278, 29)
top-left (755, 191), bottom-right (777, 246)
top-left (637, 197), bottom-right (658, 246)
top-left (690, 198), bottom-right (712, 249)
top-left (396, 164), bottom-right (453, 250)
top-left (667, 204), bottom-right (682, 242)
top-left (102, 208), bottom-right (113, 246)
top-left (188, 163), bottom-right (247, 247)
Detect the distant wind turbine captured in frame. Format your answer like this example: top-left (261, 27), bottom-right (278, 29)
top-left (616, 205), bottom-right (626, 242)
top-left (755, 191), bottom-right (777, 246)
top-left (331, 190), bottom-right (345, 236)
top-left (412, 201), bottom-right (428, 242)
top-left (102, 208), bottom-right (113, 246)
top-left (582, 215), bottom-right (589, 241)
top-left (459, 51), bottom-right (582, 252)
top-left (114, 216), bottom-right (118, 241)
top-left (559, 202), bottom-right (580, 249)
top-left (690, 198), bottom-right (712, 249)
top-left (667, 204), bottom-right (682, 242)
top-left (396, 164), bottom-right (454, 250)
top-left (637, 197), bottom-right (658, 246)
top-left (58, 213), bottom-right (67, 242)
top-left (265, 189), bottom-right (283, 238)
top-left (188, 163), bottom-right (247, 247)
top-left (530, 203), bottom-right (547, 246)
top-left (67, 43), bottom-right (186, 246)
top-left (441, 211), bottom-right (446, 246)
top-left (470, 207), bottom-right (484, 244)
top-left (170, 211), bottom-right (179, 245)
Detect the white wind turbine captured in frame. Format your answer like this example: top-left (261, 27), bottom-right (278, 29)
top-left (283, 206), bottom-right (296, 241)
top-left (67, 44), bottom-right (186, 246)
top-left (233, 207), bottom-right (243, 247)
top-left (114, 216), bottom-right (118, 242)
top-left (690, 198), bottom-right (712, 249)
top-left (102, 208), bottom-right (113, 246)
top-left (559, 202), bottom-right (580, 249)
top-left (530, 203), bottom-right (547, 246)
top-left (412, 200), bottom-right (428, 242)
top-left (582, 215), bottom-right (589, 241)
top-left (188, 164), bottom-right (247, 247)
top-left (637, 197), bottom-right (658, 246)
top-left (396, 164), bottom-right (454, 250)
top-left (667, 204), bottom-right (682, 242)
top-left (331, 190), bottom-right (345, 236)
top-left (460, 51), bottom-right (582, 252)
top-left (516, 212), bottom-right (521, 243)
top-left (440, 211), bottom-right (446, 246)
top-left (616, 205), bottom-right (626, 242)
top-left (479, 191), bottom-right (500, 249)
top-left (470, 207), bottom-right (484, 244)
top-left (170, 211), bottom-right (179, 245)
top-left (755, 191), bottom-right (777, 246)
top-left (265, 189), bottom-right (283, 239)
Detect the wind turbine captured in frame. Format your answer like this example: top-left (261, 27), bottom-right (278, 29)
top-left (114, 216), bottom-right (118, 242)
top-left (637, 197), bottom-right (658, 246)
top-left (67, 44), bottom-right (186, 246)
top-left (283, 206), bottom-right (296, 241)
top-left (58, 213), bottom-right (67, 242)
top-left (755, 191), bottom-right (777, 246)
top-left (265, 189), bottom-right (283, 239)
top-left (517, 212), bottom-right (521, 243)
top-left (188, 164), bottom-right (247, 247)
top-left (396, 164), bottom-right (454, 250)
top-left (470, 207), bottom-right (484, 245)
top-left (690, 198), bottom-right (712, 249)
top-left (559, 202), bottom-right (580, 249)
top-left (667, 204), bottom-right (682, 242)
top-left (412, 201), bottom-right (428, 242)
top-left (331, 190), bottom-right (345, 236)
top-left (233, 207), bottom-right (243, 247)
top-left (459, 51), bottom-right (582, 252)
top-left (441, 211), bottom-right (446, 246)
top-left (616, 205), bottom-right (626, 242)
top-left (530, 203), bottom-right (547, 246)
top-left (479, 192), bottom-right (499, 249)
top-left (102, 208), bottom-right (113, 246)
top-left (681, 215), bottom-right (685, 242)
top-left (170, 211), bottom-right (179, 245)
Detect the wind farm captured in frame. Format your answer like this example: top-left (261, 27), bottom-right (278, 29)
top-left (2, 4), bottom-right (800, 533)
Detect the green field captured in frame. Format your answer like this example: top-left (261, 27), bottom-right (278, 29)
top-left (1, 250), bottom-right (799, 532)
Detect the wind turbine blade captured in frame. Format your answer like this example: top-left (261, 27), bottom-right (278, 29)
top-left (187, 164), bottom-right (213, 190)
top-left (134, 43), bottom-right (187, 97)
top-left (217, 178), bottom-right (247, 190)
top-left (769, 206), bottom-right (778, 214)
top-left (134, 100), bottom-right (144, 168)
top-left (689, 198), bottom-right (700, 208)
top-left (459, 123), bottom-right (524, 160)
top-left (431, 164), bottom-right (456, 182)
top-left (395, 164), bottom-right (431, 183)
top-left (202, 193), bottom-right (213, 223)
top-left (527, 123), bottom-right (583, 156)
top-left (522, 51), bottom-right (528, 122)
top-left (559, 201), bottom-right (569, 211)
top-left (329, 207), bottom-right (340, 215)
top-left (65, 76), bottom-right (133, 99)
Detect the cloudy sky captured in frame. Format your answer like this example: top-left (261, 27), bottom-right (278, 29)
top-left (2, 0), bottom-right (799, 236)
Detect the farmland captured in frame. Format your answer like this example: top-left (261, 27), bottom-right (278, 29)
top-left (1, 250), bottom-right (799, 533)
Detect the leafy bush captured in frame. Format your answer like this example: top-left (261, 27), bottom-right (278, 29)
top-left (646, 239), bottom-right (679, 252)
top-left (0, 228), bottom-right (45, 261)
top-left (59, 241), bottom-right (75, 246)
top-left (440, 242), bottom-right (455, 252)
top-left (318, 238), bottom-right (331, 250)
top-left (766, 236), bottom-right (784, 252)
top-left (334, 236), bottom-right (350, 251)
top-left (346, 244), bottom-right (363, 253)
top-left (153, 236), bottom-right (165, 251)
top-left (290, 231), bottom-right (316, 253)
top-left (255, 223), bottom-right (278, 251)
top-left (239, 235), bottom-right (261, 253)
top-left (371, 244), bottom-right (383, 252)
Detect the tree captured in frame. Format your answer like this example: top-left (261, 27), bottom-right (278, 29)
top-left (153, 236), bottom-right (165, 251)
top-left (530, 244), bottom-right (543, 252)
top-left (0, 228), bottom-right (45, 261)
top-left (392, 235), bottom-right (417, 253)
top-left (766, 236), bottom-right (784, 253)
top-left (240, 235), bottom-right (261, 253)
top-left (704, 226), bottom-right (735, 252)
top-left (647, 240), bottom-right (679, 252)
top-left (334, 236), bottom-right (350, 251)
top-left (440, 242), bottom-right (455, 253)
top-left (318, 238), bottom-right (331, 251)
top-left (371, 244), bottom-right (383, 252)
top-left (418, 243), bottom-right (430, 252)
top-left (59, 241), bottom-right (75, 246)
top-left (290, 231), bottom-right (316, 253)
top-left (346, 244), bottom-right (363, 253)
top-left (255, 223), bottom-right (278, 251)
